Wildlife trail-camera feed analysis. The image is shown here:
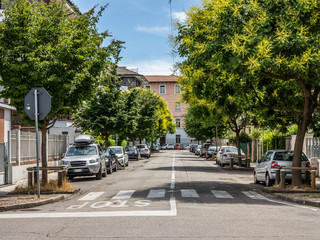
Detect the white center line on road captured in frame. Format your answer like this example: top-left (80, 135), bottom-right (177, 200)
top-left (112, 190), bottom-right (135, 199)
top-left (181, 189), bottom-right (199, 198)
top-left (211, 190), bottom-right (233, 199)
top-left (170, 152), bottom-right (175, 190)
top-left (147, 189), bottom-right (166, 198)
top-left (78, 192), bottom-right (104, 201)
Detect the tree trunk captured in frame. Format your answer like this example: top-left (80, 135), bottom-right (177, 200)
top-left (41, 126), bottom-right (48, 184)
top-left (105, 134), bottom-right (110, 147)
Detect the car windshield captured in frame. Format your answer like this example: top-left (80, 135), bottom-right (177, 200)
top-left (136, 145), bottom-right (146, 149)
top-left (208, 146), bottom-right (217, 151)
top-left (126, 146), bottom-right (135, 151)
top-left (66, 145), bottom-right (97, 156)
top-left (225, 148), bottom-right (238, 153)
top-left (110, 148), bottom-right (122, 154)
top-left (102, 148), bottom-right (110, 156)
top-left (273, 151), bottom-right (308, 161)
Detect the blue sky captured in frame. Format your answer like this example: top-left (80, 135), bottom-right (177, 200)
top-left (73, 0), bottom-right (201, 75)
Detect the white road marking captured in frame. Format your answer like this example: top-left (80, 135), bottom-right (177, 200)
top-left (181, 189), bottom-right (199, 198)
top-left (211, 190), bottom-right (233, 199)
top-left (112, 190), bottom-right (135, 199)
top-left (242, 191), bottom-right (267, 200)
top-left (0, 197), bottom-right (177, 219)
top-left (78, 192), bottom-right (104, 201)
top-left (147, 189), bottom-right (166, 198)
top-left (171, 152), bottom-right (175, 190)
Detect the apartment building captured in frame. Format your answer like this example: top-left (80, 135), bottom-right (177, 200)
top-left (145, 75), bottom-right (192, 146)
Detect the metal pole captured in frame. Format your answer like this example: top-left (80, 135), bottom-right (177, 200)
top-left (34, 89), bottom-right (40, 198)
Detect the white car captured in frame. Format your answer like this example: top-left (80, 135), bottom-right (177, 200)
top-left (216, 146), bottom-right (245, 167)
top-left (109, 146), bottom-right (129, 167)
top-left (136, 144), bottom-right (151, 158)
top-left (167, 144), bottom-right (174, 150)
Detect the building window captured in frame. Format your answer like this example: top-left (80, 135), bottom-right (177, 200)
top-left (174, 84), bottom-right (181, 94)
top-left (175, 102), bottom-right (181, 111)
top-left (145, 85), bottom-right (151, 90)
top-left (176, 135), bottom-right (181, 144)
top-left (175, 118), bottom-right (181, 128)
top-left (159, 85), bottom-right (166, 94)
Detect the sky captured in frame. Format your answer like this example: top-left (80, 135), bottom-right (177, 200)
top-left (72, 0), bottom-right (202, 75)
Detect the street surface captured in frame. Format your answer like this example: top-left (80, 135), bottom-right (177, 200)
top-left (0, 150), bottom-right (319, 239)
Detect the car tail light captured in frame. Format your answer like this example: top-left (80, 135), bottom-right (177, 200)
top-left (306, 161), bottom-right (310, 167)
top-left (271, 161), bottom-right (279, 168)
top-left (223, 154), bottom-right (227, 157)
top-left (135, 151), bottom-right (137, 154)
top-left (145, 149), bottom-right (148, 151)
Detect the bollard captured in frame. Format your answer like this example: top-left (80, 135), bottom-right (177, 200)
top-left (280, 169), bottom-right (286, 189)
top-left (311, 170), bottom-right (316, 189)
top-left (28, 171), bottom-right (33, 187)
top-left (305, 170), bottom-right (311, 186)
top-left (246, 158), bottom-right (250, 168)
top-left (58, 170), bottom-right (63, 187)
top-left (34, 171), bottom-right (38, 184)
top-left (275, 169), bottom-right (280, 185)
top-left (230, 157), bottom-right (233, 169)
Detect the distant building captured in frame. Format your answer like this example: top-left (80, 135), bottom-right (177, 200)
top-left (117, 67), bottom-right (149, 90)
top-left (145, 75), bottom-right (192, 146)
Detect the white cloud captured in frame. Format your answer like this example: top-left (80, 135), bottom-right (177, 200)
top-left (172, 11), bottom-right (187, 22)
top-left (124, 59), bottom-right (178, 75)
top-left (135, 26), bottom-right (170, 35)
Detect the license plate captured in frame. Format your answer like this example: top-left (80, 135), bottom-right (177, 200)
top-left (74, 169), bottom-right (82, 173)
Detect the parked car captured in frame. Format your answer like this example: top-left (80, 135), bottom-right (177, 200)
top-left (174, 144), bottom-right (184, 150)
top-left (190, 144), bottom-right (198, 153)
top-left (60, 135), bottom-right (107, 180)
top-left (200, 142), bottom-right (211, 157)
top-left (136, 144), bottom-right (151, 158)
top-left (125, 146), bottom-right (141, 160)
top-left (216, 146), bottom-right (245, 167)
top-left (206, 146), bottom-right (220, 159)
top-left (102, 147), bottom-right (118, 174)
top-left (109, 146), bottom-right (129, 167)
top-left (195, 145), bottom-right (202, 155)
top-left (160, 144), bottom-right (168, 150)
top-left (167, 144), bottom-right (175, 150)
top-left (254, 150), bottom-right (310, 186)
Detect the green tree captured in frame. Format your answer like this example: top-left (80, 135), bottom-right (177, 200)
top-left (0, 0), bottom-right (123, 183)
top-left (175, 0), bottom-right (320, 185)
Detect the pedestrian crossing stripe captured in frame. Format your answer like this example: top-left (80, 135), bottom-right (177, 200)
top-left (78, 189), bottom-right (268, 201)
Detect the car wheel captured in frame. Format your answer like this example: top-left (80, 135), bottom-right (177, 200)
top-left (107, 163), bottom-right (113, 174)
top-left (68, 176), bottom-right (74, 180)
top-left (254, 172), bottom-right (260, 184)
top-left (265, 173), bottom-right (272, 187)
top-left (96, 166), bottom-right (102, 180)
top-left (126, 160), bottom-right (129, 167)
top-left (113, 162), bottom-right (118, 172)
top-left (102, 165), bottom-right (107, 177)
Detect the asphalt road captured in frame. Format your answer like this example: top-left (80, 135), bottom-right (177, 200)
top-left (0, 150), bottom-right (319, 239)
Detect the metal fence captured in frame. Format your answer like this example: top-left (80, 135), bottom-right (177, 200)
top-left (10, 129), bottom-right (67, 164)
top-left (306, 137), bottom-right (320, 159)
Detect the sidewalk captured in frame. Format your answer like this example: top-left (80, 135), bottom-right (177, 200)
top-left (0, 173), bottom-right (78, 212)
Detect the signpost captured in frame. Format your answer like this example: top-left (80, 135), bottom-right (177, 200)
top-left (24, 88), bottom-right (51, 198)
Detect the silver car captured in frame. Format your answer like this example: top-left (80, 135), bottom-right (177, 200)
top-left (136, 144), bottom-right (151, 158)
top-left (216, 146), bottom-right (245, 167)
top-left (254, 150), bottom-right (310, 186)
top-left (109, 146), bottom-right (129, 167)
top-left (60, 135), bottom-right (107, 180)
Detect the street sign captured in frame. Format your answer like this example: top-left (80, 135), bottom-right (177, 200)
top-left (24, 87), bottom-right (51, 120)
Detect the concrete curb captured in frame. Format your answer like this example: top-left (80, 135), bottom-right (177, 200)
top-left (8, 188), bottom-right (81, 195)
top-left (262, 188), bottom-right (320, 194)
top-left (274, 193), bottom-right (320, 208)
top-left (0, 195), bottom-right (65, 212)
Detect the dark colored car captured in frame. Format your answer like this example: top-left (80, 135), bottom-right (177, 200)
top-left (189, 144), bottom-right (198, 153)
top-left (206, 146), bottom-right (220, 159)
top-left (125, 146), bottom-right (141, 160)
top-left (102, 147), bottom-right (118, 174)
top-left (200, 143), bottom-right (211, 157)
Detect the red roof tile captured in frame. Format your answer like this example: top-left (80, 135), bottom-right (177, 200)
top-left (145, 75), bottom-right (178, 83)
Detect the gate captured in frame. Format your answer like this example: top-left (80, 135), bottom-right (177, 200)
top-left (306, 137), bottom-right (320, 158)
top-left (0, 143), bottom-right (6, 185)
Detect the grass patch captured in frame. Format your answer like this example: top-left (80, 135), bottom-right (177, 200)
top-left (14, 179), bottom-right (75, 194)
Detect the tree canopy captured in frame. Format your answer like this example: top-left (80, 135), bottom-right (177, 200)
top-left (175, 0), bottom-right (320, 185)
